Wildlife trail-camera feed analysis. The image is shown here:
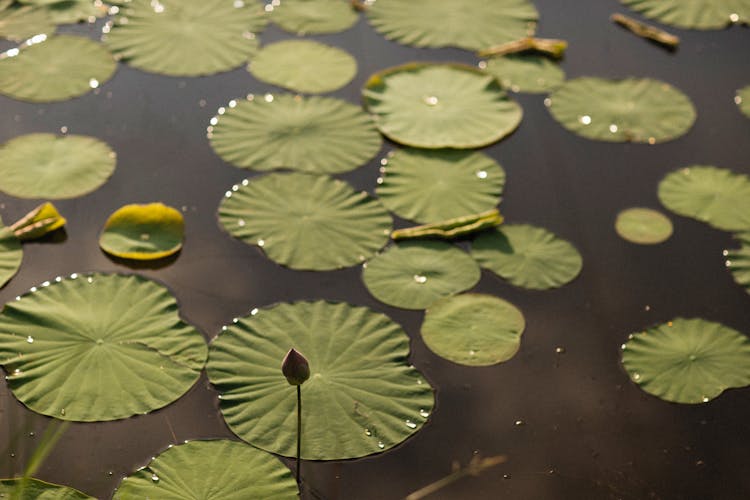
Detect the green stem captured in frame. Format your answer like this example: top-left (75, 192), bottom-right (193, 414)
top-left (296, 385), bottom-right (302, 487)
top-left (611, 13), bottom-right (680, 49)
top-left (477, 37), bottom-right (567, 59)
top-left (391, 209), bottom-right (503, 241)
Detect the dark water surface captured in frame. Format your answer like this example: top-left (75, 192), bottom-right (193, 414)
top-left (1, 1), bottom-right (749, 498)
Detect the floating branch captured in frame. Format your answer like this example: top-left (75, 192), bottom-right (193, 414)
top-left (391, 209), bottom-right (503, 241)
top-left (477, 37), bottom-right (567, 59)
top-left (405, 453), bottom-right (507, 500)
top-left (10, 203), bottom-right (66, 241)
top-left (611, 13), bottom-right (680, 49)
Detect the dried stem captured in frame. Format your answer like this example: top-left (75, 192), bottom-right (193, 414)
top-left (477, 37), bottom-right (567, 59)
top-left (391, 209), bottom-right (503, 241)
top-left (611, 13), bottom-right (680, 49)
top-left (405, 454), bottom-right (507, 500)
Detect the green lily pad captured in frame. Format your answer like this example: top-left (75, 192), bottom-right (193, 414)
top-left (99, 203), bottom-right (184, 260)
top-left (0, 133), bottom-right (116, 199)
top-left (219, 172), bottom-right (391, 270)
top-left (363, 63), bottom-right (523, 149)
top-left (0, 34), bottom-right (116, 102)
top-left (482, 54), bottom-right (565, 94)
top-left (0, 5), bottom-right (54, 42)
top-left (113, 440), bottom-right (298, 499)
top-left (0, 219), bottom-right (23, 288)
top-left (0, 478), bottom-right (93, 499)
top-left (421, 294), bottom-right (525, 366)
top-left (620, 0), bottom-right (749, 29)
top-left (658, 165), bottom-right (750, 232)
top-left (737, 85), bottom-right (750, 118)
top-left (207, 300), bottom-right (434, 460)
top-left (725, 233), bottom-right (750, 295)
top-left (362, 241), bottom-right (481, 310)
top-left (249, 40), bottom-right (356, 94)
top-left (366, 0), bottom-right (538, 51)
top-left (615, 207), bottom-right (673, 244)
top-left (104, 0), bottom-right (266, 77)
top-left (376, 148), bottom-right (505, 224)
top-left (547, 77), bottom-right (696, 143)
top-left (269, 0), bottom-right (358, 35)
top-left (0, 273), bottom-right (207, 421)
top-left (621, 318), bottom-right (750, 404)
top-left (209, 93), bottom-right (381, 173)
top-left (472, 224), bottom-right (583, 290)
top-left (44, 0), bottom-right (108, 24)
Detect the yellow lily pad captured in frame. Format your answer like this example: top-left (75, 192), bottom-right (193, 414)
top-left (99, 203), bottom-right (184, 260)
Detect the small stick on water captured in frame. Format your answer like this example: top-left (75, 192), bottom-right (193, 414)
top-left (282, 348), bottom-right (310, 490)
top-left (404, 454), bottom-right (507, 500)
top-left (611, 13), bottom-right (680, 49)
top-left (391, 209), bottom-right (503, 241)
top-left (477, 37), bottom-right (567, 59)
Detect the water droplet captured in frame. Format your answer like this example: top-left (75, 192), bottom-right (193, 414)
top-left (26, 336), bottom-right (34, 344)
top-left (579, 115), bottom-right (592, 125)
top-left (514, 420), bottom-right (525, 426)
top-left (376, 177), bottom-right (383, 185)
top-left (648, 137), bottom-right (656, 145)
top-left (242, 179), bottom-right (249, 186)
top-left (108, 471), bottom-right (113, 476)
top-left (13, 369), bottom-right (21, 375)
top-left (237, 219), bottom-right (246, 227)
top-left (87, 276), bottom-right (94, 284)
top-left (469, 349), bottom-right (476, 356)
top-left (689, 354), bottom-right (697, 361)
top-left (735, 95), bottom-right (743, 105)
top-left (377, 441), bottom-right (385, 449)
top-left (419, 409), bottom-right (430, 418)
top-left (60, 126), bottom-right (68, 134)
top-left (609, 124), bottom-right (618, 133)
top-left (70, 273), bottom-right (78, 279)
top-left (29, 432), bottom-right (34, 437)
top-left (151, 0), bottom-right (165, 13)
top-left (221, 326), bottom-right (228, 331)
top-left (405, 419), bottom-right (417, 429)
top-left (644, 305), bottom-right (651, 311)
top-left (725, 260), bottom-right (732, 267)
top-left (264, 3), bottom-right (273, 11)
top-left (424, 95), bottom-right (439, 106)
top-left (140, 233), bottom-right (150, 241)
top-left (503, 474), bottom-right (511, 480)
top-left (555, 346), bottom-right (565, 354)
top-left (416, 378), bottom-right (423, 385)
top-left (413, 274), bottom-right (427, 284)
top-left (224, 191), bottom-right (232, 198)
top-left (257, 239), bottom-right (265, 247)
top-left (210, 117), bottom-right (219, 126)
top-left (702, 396), bottom-right (709, 403)
top-left (60, 408), bottom-right (65, 416)
top-left (264, 93), bottom-right (274, 102)
top-left (633, 372), bottom-right (641, 381)
top-left (730, 12), bottom-right (740, 22)
top-left (228, 100), bottom-right (238, 108)
top-left (477, 60), bottom-right (487, 69)
top-left (29, 287), bottom-right (37, 293)
top-left (251, 308), bottom-right (259, 315)
top-left (364, 429), bottom-right (372, 436)
top-left (544, 97), bottom-right (552, 107)
top-left (89, 78), bottom-right (99, 89)
top-left (5, 48), bottom-right (19, 58)
top-left (151, 474), bottom-right (159, 483)
top-left (476, 170), bottom-right (488, 179)
top-left (234, 0), bottom-right (245, 7)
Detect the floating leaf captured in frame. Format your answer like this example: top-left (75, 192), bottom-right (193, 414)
top-left (472, 224), bottom-right (583, 289)
top-left (421, 294), bottom-right (525, 366)
top-left (621, 318), bottom-right (750, 404)
top-left (620, 0), bottom-right (749, 29)
top-left (366, 0), bottom-right (538, 51)
top-left (0, 219), bottom-right (23, 288)
top-left (209, 94), bottom-right (381, 173)
top-left (104, 0), bottom-right (265, 77)
top-left (482, 54), bottom-right (565, 93)
top-left (363, 63), bottom-right (523, 149)
top-left (737, 85), bottom-right (750, 118)
top-left (0, 34), bottom-right (116, 102)
top-left (547, 77), bottom-right (696, 143)
top-left (0, 273), bottom-right (207, 421)
top-left (269, 0), bottom-right (358, 35)
top-left (113, 440), bottom-right (298, 499)
top-left (725, 233), bottom-right (750, 294)
top-left (207, 300), bottom-right (434, 460)
top-left (10, 202), bottom-right (66, 241)
top-left (615, 207), bottom-right (673, 244)
top-left (362, 241), bottom-right (481, 310)
top-left (0, 5), bottom-right (54, 42)
top-left (0, 133), bottom-right (116, 199)
top-left (377, 148), bottom-right (505, 224)
top-left (99, 203), bottom-right (184, 260)
top-left (249, 40), bottom-right (356, 94)
top-left (0, 478), bottom-right (93, 499)
top-left (391, 209), bottom-right (504, 241)
top-left (43, 0), bottom-right (108, 25)
top-left (658, 166), bottom-right (750, 232)
top-left (219, 173), bottom-right (391, 270)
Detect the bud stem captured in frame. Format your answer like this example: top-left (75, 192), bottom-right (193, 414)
top-left (296, 385), bottom-right (302, 487)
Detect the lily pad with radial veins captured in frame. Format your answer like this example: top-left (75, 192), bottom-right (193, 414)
top-left (363, 63), bottom-right (522, 149)
top-left (269, 0), bottom-right (358, 35)
top-left (620, 0), bottom-right (749, 29)
top-left (725, 233), bottom-right (750, 295)
top-left (483, 54), bottom-right (565, 94)
top-left (0, 4), bottom-right (54, 42)
top-left (0, 478), bottom-right (94, 499)
top-left (207, 300), bottom-right (435, 460)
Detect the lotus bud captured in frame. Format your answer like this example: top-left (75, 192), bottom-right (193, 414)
top-left (282, 348), bottom-right (310, 386)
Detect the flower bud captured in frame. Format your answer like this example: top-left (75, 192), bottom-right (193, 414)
top-left (281, 348), bottom-right (310, 386)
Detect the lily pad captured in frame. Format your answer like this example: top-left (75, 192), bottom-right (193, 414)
top-left (44, 0), bottom-right (108, 25)
top-left (615, 207), bottom-right (673, 244)
top-left (0, 273), bottom-right (207, 421)
top-left (482, 54), bottom-right (565, 93)
top-left (658, 166), bottom-right (750, 232)
top-left (725, 233), bottom-right (750, 295)
top-left (363, 63), bottom-right (523, 149)
top-left (113, 440), bottom-right (298, 499)
top-left (218, 172), bottom-right (392, 270)
top-left (0, 5), bottom-right (54, 42)
top-left (376, 148), bottom-right (505, 224)
top-left (366, 0), bottom-right (538, 51)
top-left (0, 133), bottom-right (116, 199)
top-left (421, 294), bottom-right (525, 366)
top-left (547, 77), bottom-right (696, 143)
top-left (620, 0), bottom-right (749, 29)
top-left (0, 478), bottom-right (93, 499)
top-left (737, 85), bottom-right (750, 118)
top-left (621, 318), bottom-right (750, 404)
top-left (269, 0), bottom-right (358, 35)
top-left (0, 219), bottom-right (22, 288)
top-left (99, 203), bottom-right (184, 260)
top-left (104, 0), bottom-right (266, 77)
top-left (209, 94), bottom-right (381, 173)
top-left (0, 34), bottom-right (116, 102)
top-left (206, 300), bottom-right (434, 459)
top-left (362, 241), bottom-right (481, 310)
top-left (472, 224), bottom-right (583, 290)
top-left (248, 40), bottom-right (356, 94)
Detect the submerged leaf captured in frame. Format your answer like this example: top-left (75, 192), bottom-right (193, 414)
top-left (0, 478), bottom-right (93, 499)
top-left (99, 203), bottom-right (184, 260)
top-left (11, 202), bottom-right (66, 241)
top-left (614, 207), bottom-right (673, 244)
top-left (620, 0), bottom-right (749, 29)
top-left (269, 0), bottom-right (358, 35)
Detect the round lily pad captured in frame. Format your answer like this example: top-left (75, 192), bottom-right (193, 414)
top-left (621, 318), bottom-right (750, 404)
top-left (0, 478), bottom-right (93, 499)
top-left (472, 224), bottom-right (583, 290)
top-left (620, 0), bottom-right (749, 29)
top-left (269, 0), bottom-right (358, 35)
top-left (104, 0), bottom-right (266, 77)
top-left (99, 203), bottom-right (184, 260)
top-left (249, 40), bottom-right (356, 94)
top-left (376, 148), bottom-right (505, 224)
top-left (615, 207), bottom-right (673, 244)
top-left (737, 85), bottom-right (750, 118)
top-left (658, 166), bottom-right (750, 232)
top-left (0, 273), bottom-right (207, 421)
top-left (0, 34), bottom-right (116, 102)
top-left (218, 172), bottom-right (392, 270)
top-left (113, 440), bottom-right (298, 499)
top-left (209, 93), bottom-right (381, 173)
top-left (725, 233), bottom-right (750, 295)
top-left (366, 0), bottom-right (538, 51)
top-left (421, 294), bottom-right (525, 366)
top-left (0, 219), bottom-right (22, 288)
top-left (0, 133), bottom-right (116, 199)
top-left (207, 300), bottom-right (435, 460)
top-left (43, 0), bottom-right (108, 25)
top-left (363, 63), bottom-right (523, 149)
top-left (483, 54), bottom-right (565, 94)
top-left (362, 241), bottom-right (481, 310)
top-left (547, 77), bottom-right (696, 143)
top-left (0, 5), bottom-right (54, 42)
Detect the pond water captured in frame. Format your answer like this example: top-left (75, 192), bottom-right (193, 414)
top-left (1, 0), bottom-right (749, 498)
